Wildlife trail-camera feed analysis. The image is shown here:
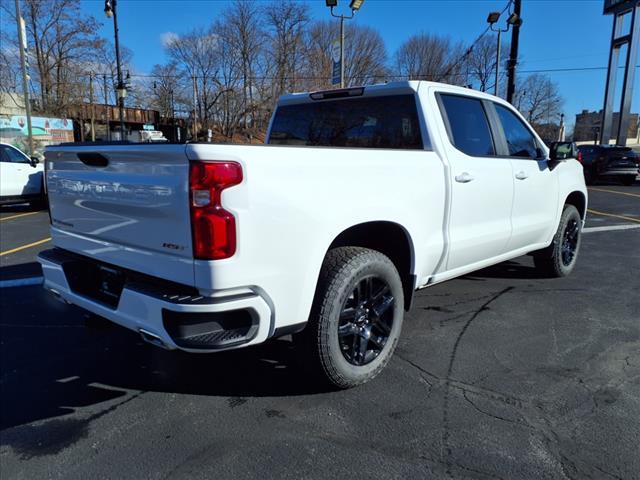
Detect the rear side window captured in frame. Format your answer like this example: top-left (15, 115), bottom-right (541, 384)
top-left (439, 94), bottom-right (495, 156)
top-left (268, 94), bottom-right (424, 149)
top-left (494, 104), bottom-right (541, 158)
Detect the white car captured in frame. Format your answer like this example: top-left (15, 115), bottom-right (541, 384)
top-left (0, 142), bottom-right (45, 206)
top-left (38, 81), bottom-right (587, 388)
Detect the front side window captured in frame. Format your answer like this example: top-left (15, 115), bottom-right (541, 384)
top-left (439, 94), bottom-right (495, 157)
top-left (268, 94), bottom-right (424, 149)
top-left (495, 104), bottom-right (540, 158)
top-left (0, 146), bottom-right (11, 163)
top-left (3, 146), bottom-right (28, 163)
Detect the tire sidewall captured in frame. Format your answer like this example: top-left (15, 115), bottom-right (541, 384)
top-left (321, 253), bottom-right (404, 384)
top-left (552, 205), bottom-right (582, 276)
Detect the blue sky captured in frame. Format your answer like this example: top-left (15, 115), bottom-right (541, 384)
top-left (81, 0), bottom-right (639, 128)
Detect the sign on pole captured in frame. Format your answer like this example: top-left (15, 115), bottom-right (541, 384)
top-left (331, 40), bottom-right (341, 86)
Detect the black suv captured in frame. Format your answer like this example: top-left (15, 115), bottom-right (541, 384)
top-left (576, 145), bottom-right (639, 185)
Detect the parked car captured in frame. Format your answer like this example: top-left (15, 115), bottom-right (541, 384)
top-left (576, 144), bottom-right (639, 185)
top-left (38, 81), bottom-right (587, 388)
top-left (0, 142), bottom-right (46, 206)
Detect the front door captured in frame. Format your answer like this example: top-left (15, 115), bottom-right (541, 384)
top-left (492, 103), bottom-right (559, 250)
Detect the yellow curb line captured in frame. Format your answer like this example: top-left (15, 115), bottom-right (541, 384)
top-left (587, 208), bottom-right (640, 224)
top-left (588, 187), bottom-right (640, 199)
top-left (0, 237), bottom-right (51, 257)
top-left (0, 212), bottom-right (40, 222)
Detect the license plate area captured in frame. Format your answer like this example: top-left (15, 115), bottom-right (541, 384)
top-left (63, 260), bottom-right (125, 308)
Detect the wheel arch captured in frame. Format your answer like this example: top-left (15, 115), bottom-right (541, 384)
top-left (326, 221), bottom-right (416, 311)
top-left (564, 190), bottom-right (587, 220)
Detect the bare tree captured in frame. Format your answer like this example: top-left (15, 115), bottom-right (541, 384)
top-left (221, 0), bottom-right (266, 129)
top-left (264, 0), bottom-right (309, 99)
top-left (467, 35), bottom-right (509, 93)
top-left (517, 74), bottom-right (564, 126)
top-left (1, 0), bottom-right (104, 115)
top-left (165, 27), bottom-right (221, 130)
top-left (145, 62), bottom-right (184, 119)
top-left (303, 20), bottom-right (387, 90)
top-left (395, 33), bottom-right (465, 85)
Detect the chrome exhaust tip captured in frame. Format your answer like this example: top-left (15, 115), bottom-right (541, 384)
top-left (139, 329), bottom-right (170, 350)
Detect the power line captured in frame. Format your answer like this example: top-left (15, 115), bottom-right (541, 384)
top-left (440, 0), bottom-right (513, 80)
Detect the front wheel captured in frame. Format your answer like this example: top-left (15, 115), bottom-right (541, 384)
top-left (296, 247), bottom-right (404, 389)
top-left (533, 204), bottom-right (582, 278)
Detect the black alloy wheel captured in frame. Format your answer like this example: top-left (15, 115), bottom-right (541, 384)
top-left (338, 275), bottom-right (395, 366)
top-left (561, 218), bottom-right (580, 267)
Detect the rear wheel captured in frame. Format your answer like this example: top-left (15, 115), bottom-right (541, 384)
top-left (620, 175), bottom-right (636, 186)
top-left (533, 204), bottom-right (582, 278)
top-left (296, 247), bottom-right (404, 389)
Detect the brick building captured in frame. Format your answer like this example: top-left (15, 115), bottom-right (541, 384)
top-left (573, 109), bottom-right (639, 144)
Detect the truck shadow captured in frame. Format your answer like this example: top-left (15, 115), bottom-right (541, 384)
top-left (464, 259), bottom-right (551, 280)
top-left (0, 284), bottom-right (328, 432)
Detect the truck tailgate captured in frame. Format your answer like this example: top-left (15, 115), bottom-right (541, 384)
top-left (45, 144), bottom-right (195, 286)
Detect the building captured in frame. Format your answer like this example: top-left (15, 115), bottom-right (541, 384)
top-left (573, 109), bottom-right (639, 144)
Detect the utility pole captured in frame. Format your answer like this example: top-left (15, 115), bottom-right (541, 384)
top-left (89, 72), bottom-right (95, 141)
top-left (494, 29), bottom-right (502, 96)
top-left (506, 0), bottom-right (522, 103)
top-left (192, 74), bottom-right (198, 140)
top-left (103, 74), bottom-right (110, 141)
top-left (14, 0), bottom-right (33, 156)
top-left (339, 15), bottom-right (345, 88)
top-left (104, 0), bottom-right (126, 138)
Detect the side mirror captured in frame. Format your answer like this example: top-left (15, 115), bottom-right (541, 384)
top-left (30, 156), bottom-right (40, 167)
top-left (548, 141), bottom-right (577, 161)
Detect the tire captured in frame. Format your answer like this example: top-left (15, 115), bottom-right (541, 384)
top-left (620, 175), bottom-right (636, 186)
top-left (533, 204), bottom-right (582, 278)
top-left (296, 247), bottom-right (404, 389)
top-left (583, 168), bottom-right (595, 185)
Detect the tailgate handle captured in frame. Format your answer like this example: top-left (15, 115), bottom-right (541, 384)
top-left (77, 152), bottom-right (109, 167)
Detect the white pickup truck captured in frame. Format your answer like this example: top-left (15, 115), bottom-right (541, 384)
top-left (39, 81), bottom-right (587, 388)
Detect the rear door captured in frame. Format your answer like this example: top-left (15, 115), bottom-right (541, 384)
top-left (491, 102), bottom-right (559, 250)
top-left (45, 144), bottom-right (195, 285)
top-left (437, 93), bottom-right (514, 271)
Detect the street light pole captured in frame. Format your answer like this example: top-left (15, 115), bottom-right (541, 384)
top-left (327, 0), bottom-right (364, 89)
top-left (104, 0), bottom-right (126, 139)
top-left (487, 10), bottom-right (521, 99)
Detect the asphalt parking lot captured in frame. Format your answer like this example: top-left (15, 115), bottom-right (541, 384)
top-left (1, 181), bottom-right (639, 479)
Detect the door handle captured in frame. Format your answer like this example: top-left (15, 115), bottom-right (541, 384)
top-left (515, 171), bottom-right (529, 180)
top-left (455, 172), bottom-right (474, 183)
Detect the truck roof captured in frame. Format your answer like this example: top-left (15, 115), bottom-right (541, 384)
top-left (277, 80), bottom-right (503, 106)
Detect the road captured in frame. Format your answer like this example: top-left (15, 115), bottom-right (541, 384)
top-left (1, 183), bottom-right (639, 479)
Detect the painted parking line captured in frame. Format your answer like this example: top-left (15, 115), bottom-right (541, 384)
top-left (583, 224), bottom-right (640, 233)
top-left (0, 237), bottom-right (51, 257)
top-left (0, 276), bottom-right (44, 288)
top-left (588, 187), bottom-right (640, 199)
top-left (0, 212), bottom-right (40, 222)
top-left (587, 208), bottom-right (640, 224)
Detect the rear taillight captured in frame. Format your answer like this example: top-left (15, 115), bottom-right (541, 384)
top-left (576, 151), bottom-right (583, 164)
top-left (189, 161), bottom-right (243, 260)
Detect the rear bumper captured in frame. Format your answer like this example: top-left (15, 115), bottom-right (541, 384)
top-left (37, 248), bottom-right (272, 352)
